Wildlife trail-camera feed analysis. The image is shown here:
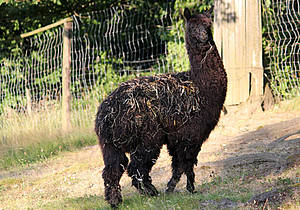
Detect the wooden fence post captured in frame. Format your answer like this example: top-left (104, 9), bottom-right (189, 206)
top-left (25, 88), bottom-right (32, 116)
top-left (62, 21), bottom-right (72, 133)
top-left (246, 0), bottom-right (264, 99)
top-left (214, 0), bottom-right (263, 105)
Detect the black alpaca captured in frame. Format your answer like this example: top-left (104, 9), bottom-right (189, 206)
top-left (95, 7), bottom-right (227, 207)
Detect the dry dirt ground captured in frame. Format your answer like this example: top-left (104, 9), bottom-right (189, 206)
top-left (0, 99), bottom-right (299, 209)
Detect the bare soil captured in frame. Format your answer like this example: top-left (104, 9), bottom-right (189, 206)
top-left (0, 99), bottom-right (299, 209)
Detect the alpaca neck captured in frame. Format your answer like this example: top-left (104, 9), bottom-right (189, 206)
top-left (189, 43), bottom-right (215, 70)
top-left (187, 40), bottom-right (227, 96)
top-left (187, 41), bottom-right (224, 77)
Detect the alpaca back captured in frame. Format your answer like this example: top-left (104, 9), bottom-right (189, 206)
top-left (95, 71), bottom-right (219, 149)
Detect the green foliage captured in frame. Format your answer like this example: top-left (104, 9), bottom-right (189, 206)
top-left (93, 52), bottom-right (133, 96)
top-left (0, 0), bottom-right (171, 57)
top-left (271, 71), bottom-right (300, 99)
top-left (163, 0), bottom-right (213, 73)
top-left (166, 40), bottom-right (189, 73)
top-left (262, 1), bottom-right (300, 99)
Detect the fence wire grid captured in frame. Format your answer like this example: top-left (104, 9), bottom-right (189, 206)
top-left (262, 0), bottom-right (300, 98)
top-left (0, 1), bottom-right (190, 134)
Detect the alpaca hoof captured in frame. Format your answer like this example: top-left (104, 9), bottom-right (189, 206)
top-left (145, 183), bottom-right (158, 196)
top-left (108, 195), bottom-right (122, 208)
top-left (138, 183), bottom-right (158, 196)
top-left (106, 187), bottom-right (122, 208)
top-left (187, 186), bottom-right (196, 194)
top-left (188, 189), bottom-right (197, 194)
top-left (165, 187), bottom-right (175, 194)
top-left (110, 203), bottom-right (118, 209)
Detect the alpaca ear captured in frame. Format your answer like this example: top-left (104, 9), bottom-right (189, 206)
top-left (204, 6), bottom-right (214, 18)
top-left (183, 8), bottom-right (192, 20)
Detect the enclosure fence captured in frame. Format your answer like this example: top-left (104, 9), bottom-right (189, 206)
top-left (0, 0), bottom-right (299, 138)
top-left (0, 1), bottom-right (188, 134)
top-left (262, 0), bottom-right (300, 98)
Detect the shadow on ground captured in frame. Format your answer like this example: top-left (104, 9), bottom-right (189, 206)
top-left (197, 117), bottom-right (300, 208)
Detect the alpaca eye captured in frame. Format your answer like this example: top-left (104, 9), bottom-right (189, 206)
top-left (190, 25), bottom-right (198, 34)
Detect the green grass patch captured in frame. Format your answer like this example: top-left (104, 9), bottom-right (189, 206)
top-left (43, 176), bottom-right (252, 209)
top-left (0, 90), bottom-right (99, 169)
top-left (0, 133), bottom-right (97, 169)
top-left (42, 192), bottom-right (244, 210)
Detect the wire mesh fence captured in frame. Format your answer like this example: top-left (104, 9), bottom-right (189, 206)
top-left (0, 26), bottom-right (64, 147)
top-left (0, 1), bottom-right (194, 139)
top-left (69, 3), bottom-right (188, 128)
top-left (262, 0), bottom-right (300, 98)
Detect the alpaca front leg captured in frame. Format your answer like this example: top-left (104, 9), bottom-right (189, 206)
top-left (165, 147), bottom-right (184, 193)
top-left (167, 144), bottom-right (200, 193)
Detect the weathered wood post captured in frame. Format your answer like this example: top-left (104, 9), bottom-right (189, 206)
top-left (246, 0), bottom-right (263, 100)
top-left (214, 0), bottom-right (263, 105)
top-left (21, 17), bottom-right (73, 131)
top-left (62, 21), bottom-right (72, 132)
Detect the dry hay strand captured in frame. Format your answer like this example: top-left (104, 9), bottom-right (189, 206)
top-left (96, 72), bottom-right (206, 150)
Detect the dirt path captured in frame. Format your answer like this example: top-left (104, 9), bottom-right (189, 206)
top-left (0, 100), bottom-right (300, 209)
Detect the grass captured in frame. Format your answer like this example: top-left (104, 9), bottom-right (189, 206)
top-left (41, 175), bottom-right (251, 210)
top-left (0, 132), bottom-right (96, 169)
top-left (39, 172), bottom-right (299, 210)
top-left (1, 160), bottom-right (298, 210)
top-left (276, 95), bottom-right (300, 112)
top-left (0, 102), bottom-right (98, 169)
top-left (40, 173), bottom-right (298, 210)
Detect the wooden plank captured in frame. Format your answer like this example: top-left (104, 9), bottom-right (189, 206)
top-left (222, 0), bottom-right (230, 104)
top-left (223, 0), bottom-right (239, 105)
top-left (246, 0), bottom-right (263, 98)
top-left (62, 21), bottom-right (72, 133)
top-left (214, 0), bottom-right (223, 57)
top-left (254, 0), bottom-right (264, 97)
top-left (21, 17), bottom-right (72, 38)
top-left (221, 0), bottom-right (263, 105)
top-left (229, 0), bottom-right (239, 104)
top-left (236, 0), bottom-right (249, 102)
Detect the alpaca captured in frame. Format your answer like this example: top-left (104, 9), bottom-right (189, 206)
top-left (95, 7), bottom-right (227, 207)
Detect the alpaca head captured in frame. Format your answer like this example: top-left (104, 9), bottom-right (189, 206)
top-left (184, 7), bottom-right (214, 48)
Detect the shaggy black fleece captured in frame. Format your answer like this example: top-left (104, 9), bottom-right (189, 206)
top-left (95, 7), bottom-right (227, 208)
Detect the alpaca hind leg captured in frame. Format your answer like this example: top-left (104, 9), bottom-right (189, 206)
top-left (165, 149), bottom-right (184, 193)
top-left (127, 146), bottom-right (160, 196)
top-left (166, 144), bottom-right (201, 193)
top-left (184, 145), bottom-right (201, 193)
top-left (166, 167), bottom-right (184, 193)
top-left (101, 143), bottom-right (128, 208)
